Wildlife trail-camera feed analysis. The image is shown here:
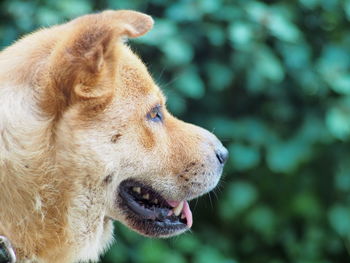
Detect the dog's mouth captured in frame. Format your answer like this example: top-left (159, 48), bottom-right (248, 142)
top-left (118, 179), bottom-right (192, 237)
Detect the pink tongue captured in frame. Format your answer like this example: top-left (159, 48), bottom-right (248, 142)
top-left (167, 200), bottom-right (193, 228)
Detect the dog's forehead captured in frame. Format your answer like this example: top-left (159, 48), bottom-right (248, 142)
top-left (116, 44), bottom-right (165, 103)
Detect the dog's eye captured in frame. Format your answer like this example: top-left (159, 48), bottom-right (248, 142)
top-left (147, 105), bottom-right (163, 122)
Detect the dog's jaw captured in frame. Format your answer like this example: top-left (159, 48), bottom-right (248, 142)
top-left (113, 179), bottom-right (192, 237)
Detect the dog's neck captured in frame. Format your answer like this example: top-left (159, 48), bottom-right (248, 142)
top-left (0, 83), bottom-right (71, 260)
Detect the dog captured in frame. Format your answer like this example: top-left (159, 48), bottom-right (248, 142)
top-left (0, 10), bottom-right (228, 262)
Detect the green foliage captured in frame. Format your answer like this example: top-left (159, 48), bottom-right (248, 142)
top-left (1, 0), bottom-right (350, 262)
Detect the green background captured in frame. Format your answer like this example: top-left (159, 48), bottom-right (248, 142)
top-left (1, 0), bottom-right (350, 262)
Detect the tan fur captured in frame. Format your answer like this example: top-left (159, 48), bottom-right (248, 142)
top-left (0, 10), bottom-right (226, 263)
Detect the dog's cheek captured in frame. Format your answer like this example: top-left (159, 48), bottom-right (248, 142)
top-left (139, 124), bottom-right (156, 150)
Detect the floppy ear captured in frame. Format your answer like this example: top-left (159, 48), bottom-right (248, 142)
top-left (42, 10), bottom-right (153, 116)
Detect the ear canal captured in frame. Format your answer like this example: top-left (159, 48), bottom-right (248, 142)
top-left (84, 46), bottom-right (104, 74)
top-left (43, 10), bottom-right (154, 116)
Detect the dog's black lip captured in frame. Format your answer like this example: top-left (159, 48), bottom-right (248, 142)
top-left (119, 188), bottom-right (159, 220)
top-left (117, 179), bottom-right (188, 236)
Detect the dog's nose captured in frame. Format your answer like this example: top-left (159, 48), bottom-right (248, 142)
top-left (215, 146), bottom-right (229, 165)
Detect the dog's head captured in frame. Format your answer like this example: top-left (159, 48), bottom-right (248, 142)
top-left (40, 10), bottom-right (228, 238)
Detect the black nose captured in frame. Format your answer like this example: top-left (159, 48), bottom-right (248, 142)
top-left (215, 147), bottom-right (229, 164)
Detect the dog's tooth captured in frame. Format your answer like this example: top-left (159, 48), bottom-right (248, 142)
top-left (153, 199), bottom-right (158, 204)
top-left (132, 187), bottom-right (141, 194)
top-left (172, 201), bottom-right (184, 216)
top-left (181, 214), bottom-right (186, 219)
top-left (143, 193), bottom-right (150, 200)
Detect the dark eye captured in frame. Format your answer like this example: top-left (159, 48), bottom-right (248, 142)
top-left (147, 105), bottom-right (163, 122)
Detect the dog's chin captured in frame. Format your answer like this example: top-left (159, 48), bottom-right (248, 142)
top-left (110, 179), bottom-right (194, 237)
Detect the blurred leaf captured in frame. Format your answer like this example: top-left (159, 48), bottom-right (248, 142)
top-left (161, 38), bottom-right (194, 66)
top-left (165, 2), bottom-right (202, 22)
top-left (345, 0), bottom-right (350, 20)
top-left (205, 62), bottom-right (234, 91)
top-left (194, 246), bottom-right (237, 263)
top-left (220, 182), bottom-right (258, 220)
top-left (299, 0), bottom-right (320, 9)
top-left (229, 143), bottom-right (260, 171)
top-left (198, 0), bottom-right (221, 15)
top-left (292, 192), bottom-right (321, 219)
top-left (255, 46), bottom-right (285, 83)
top-left (137, 19), bottom-right (177, 45)
top-left (36, 7), bottom-right (61, 26)
top-left (103, 242), bottom-right (128, 263)
top-left (335, 161), bottom-right (350, 192)
top-left (326, 104), bottom-right (350, 140)
top-left (208, 117), bottom-right (236, 139)
top-left (55, 0), bottom-right (92, 18)
top-left (317, 45), bottom-right (350, 95)
top-left (106, 0), bottom-right (146, 10)
top-left (228, 22), bottom-right (253, 48)
top-left (267, 13), bottom-right (301, 42)
top-left (330, 75), bottom-right (350, 95)
top-left (246, 206), bottom-right (276, 238)
top-left (164, 90), bottom-right (187, 115)
top-left (174, 67), bottom-right (205, 99)
top-left (205, 24), bottom-right (226, 46)
top-left (140, 240), bottom-right (171, 263)
top-left (279, 43), bottom-right (311, 70)
top-left (329, 205), bottom-right (350, 237)
top-left (267, 136), bottom-right (312, 173)
top-left (173, 234), bottom-right (200, 253)
top-left (245, 1), bottom-right (268, 23)
top-left (0, 26), bottom-right (18, 46)
top-left (6, 1), bottom-right (35, 30)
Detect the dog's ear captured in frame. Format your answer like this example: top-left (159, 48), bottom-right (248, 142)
top-left (43, 10), bottom-right (153, 116)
